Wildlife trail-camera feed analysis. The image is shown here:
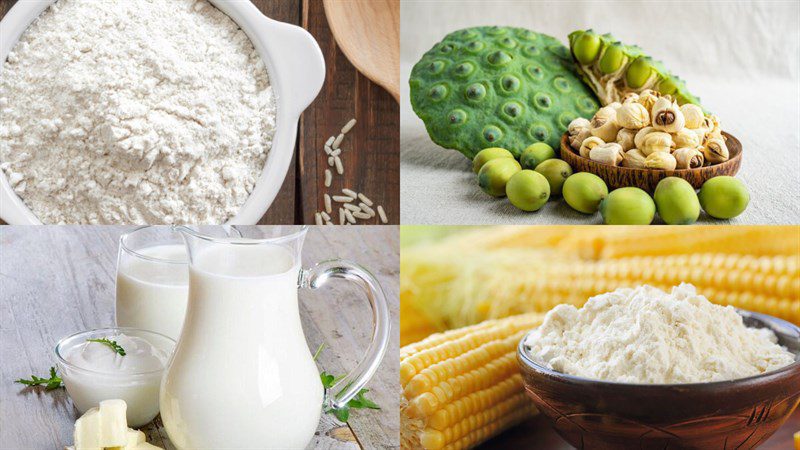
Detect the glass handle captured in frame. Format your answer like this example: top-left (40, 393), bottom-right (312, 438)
top-left (299, 259), bottom-right (391, 410)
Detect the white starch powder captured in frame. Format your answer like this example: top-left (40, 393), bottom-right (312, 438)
top-left (525, 284), bottom-right (794, 384)
top-left (0, 0), bottom-right (276, 224)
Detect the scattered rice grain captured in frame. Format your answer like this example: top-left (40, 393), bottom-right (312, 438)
top-left (342, 188), bottom-right (358, 199)
top-left (359, 203), bottom-right (375, 217)
top-left (321, 211), bottom-right (331, 221)
top-left (325, 220), bottom-right (333, 226)
top-left (328, 156), bottom-right (335, 167)
top-left (325, 136), bottom-right (335, 147)
top-left (324, 169), bottom-right (332, 187)
top-left (339, 208), bottom-right (346, 225)
top-left (324, 145), bottom-right (332, 155)
top-left (332, 195), bottom-right (353, 203)
top-left (332, 133), bottom-right (345, 149)
top-left (324, 194), bottom-right (332, 213)
top-left (334, 156), bottom-right (344, 175)
top-left (377, 206), bottom-right (388, 224)
top-left (314, 212), bottom-right (322, 226)
top-left (343, 203), bottom-right (361, 212)
top-left (341, 118), bottom-right (357, 134)
top-left (357, 193), bottom-right (373, 206)
top-left (353, 211), bottom-right (371, 220)
top-left (330, 149), bottom-right (341, 157)
top-left (344, 209), bottom-right (356, 224)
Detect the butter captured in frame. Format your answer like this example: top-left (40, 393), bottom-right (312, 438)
top-left (70, 399), bottom-right (163, 450)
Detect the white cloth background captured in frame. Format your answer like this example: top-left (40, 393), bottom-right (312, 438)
top-left (400, 0), bottom-right (800, 224)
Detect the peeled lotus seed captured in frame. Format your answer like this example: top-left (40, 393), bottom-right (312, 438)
top-left (622, 149), bottom-right (647, 168)
top-left (589, 142), bottom-right (624, 166)
top-left (579, 136), bottom-right (604, 158)
top-left (640, 131), bottom-right (674, 156)
top-left (651, 97), bottom-right (685, 133)
top-left (673, 128), bottom-right (700, 149)
top-left (706, 115), bottom-right (723, 141)
top-left (590, 106), bottom-right (621, 142)
top-left (633, 126), bottom-right (655, 149)
top-left (680, 104), bottom-right (704, 129)
top-left (702, 137), bottom-right (729, 164)
top-left (644, 151), bottom-right (677, 170)
top-left (608, 101), bottom-right (623, 111)
top-left (621, 92), bottom-right (640, 104)
top-left (637, 89), bottom-right (660, 113)
top-left (673, 147), bottom-right (704, 169)
top-left (567, 117), bottom-right (592, 150)
top-left (616, 128), bottom-right (636, 151)
top-left (569, 128), bottom-right (592, 150)
top-left (615, 102), bottom-right (650, 129)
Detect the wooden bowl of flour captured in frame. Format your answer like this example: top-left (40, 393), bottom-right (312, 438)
top-left (517, 310), bottom-right (800, 449)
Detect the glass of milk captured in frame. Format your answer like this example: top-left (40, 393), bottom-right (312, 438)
top-left (116, 227), bottom-right (189, 341)
top-left (55, 327), bottom-right (175, 427)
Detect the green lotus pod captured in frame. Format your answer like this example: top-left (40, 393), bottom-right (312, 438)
top-left (410, 26), bottom-right (600, 159)
top-left (572, 30), bottom-right (601, 65)
top-left (567, 29), bottom-right (702, 108)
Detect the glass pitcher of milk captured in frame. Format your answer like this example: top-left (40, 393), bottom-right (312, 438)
top-left (116, 227), bottom-right (189, 341)
top-left (160, 226), bottom-right (390, 449)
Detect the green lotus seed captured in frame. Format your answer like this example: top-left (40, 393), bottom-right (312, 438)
top-left (487, 26), bottom-right (508, 36)
top-left (465, 83), bottom-right (486, 100)
top-left (447, 109), bottom-right (467, 125)
top-left (572, 30), bottom-right (601, 65)
top-left (598, 43), bottom-right (624, 74)
top-left (428, 60), bottom-right (446, 74)
top-left (488, 50), bottom-right (513, 66)
top-left (654, 177), bottom-right (700, 225)
top-left (563, 172), bottom-right (608, 214)
top-left (502, 101), bottom-right (524, 119)
top-left (499, 37), bottom-right (517, 49)
top-left (526, 65), bottom-right (544, 81)
top-left (657, 77), bottom-right (678, 95)
top-left (506, 170), bottom-right (550, 211)
top-left (429, 84), bottom-right (448, 100)
top-left (600, 187), bottom-right (656, 225)
top-left (625, 57), bottom-right (652, 89)
top-left (534, 159), bottom-right (572, 197)
top-left (472, 147), bottom-right (515, 173)
top-left (519, 142), bottom-right (556, 170)
top-left (466, 41), bottom-right (485, 53)
top-left (478, 158), bottom-right (521, 197)
top-left (528, 123), bottom-right (550, 142)
top-left (533, 92), bottom-right (552, 110)
top-left (500, 75), bottom-right (521, 92)
top-left (483, 125), bottom-right (504, 143)
top-left (552, 77), bottom-right (570, 93)
top-left (522, 45), bottom-right (541, 57)
top-left (453, 61), bottom-right (475, 77)
top-left (439, 44), bottom-right (454, 53)
top-left (698, 176), bottom-right (750, 219)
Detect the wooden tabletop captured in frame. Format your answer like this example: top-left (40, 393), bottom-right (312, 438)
top-left (0, 0), bottom-right (399, 225)
top-left (0, 226), bottom-right (399, 449)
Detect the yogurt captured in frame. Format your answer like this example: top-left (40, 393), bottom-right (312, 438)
top-left (56, 328), bottom-right (174, 427)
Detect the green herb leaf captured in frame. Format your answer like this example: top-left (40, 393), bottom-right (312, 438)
top-left (15, 366), bottom-right (63, 390)
top-left (312, 343), bottom-right (325, 362)
top-left (332, 406), bottom-right (350, 423)
top-left (86, 338), bottom-right (126, 356)
top-left (316, 349), bottom-right (380, 423)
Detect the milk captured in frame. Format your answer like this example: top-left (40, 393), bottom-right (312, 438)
top-left (116, 245), bottom-right (189, 341)
top-left (58, 332), bottom-right (173, 427)
top-left (160, 243), bottom-right (323, 449)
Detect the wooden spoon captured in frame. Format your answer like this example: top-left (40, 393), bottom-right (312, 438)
top-left (323, 0), bottom-right (400, 102)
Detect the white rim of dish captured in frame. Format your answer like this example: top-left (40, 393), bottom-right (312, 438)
top-left (0, 0), bottom-right (325, 225)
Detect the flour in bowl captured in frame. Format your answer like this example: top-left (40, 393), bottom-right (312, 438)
top-left (525, 284), bottom-right (795, 384)
top-left (0, 0), bottom-right (276, 224)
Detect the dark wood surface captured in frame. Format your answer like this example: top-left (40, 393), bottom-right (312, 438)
top-left (0, 226), bottom-right (399, 449)
top-left (0, 0), bottom-right (399, 225)
top-left (477, 406), bottom-right (799, 449)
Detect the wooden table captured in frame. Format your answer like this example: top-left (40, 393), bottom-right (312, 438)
top-left (0, 0), bottom-right (399, 225)
top-left (0, 226), bottom-right (399, 449)
top-left (477, 408), bottom-right (800, 449)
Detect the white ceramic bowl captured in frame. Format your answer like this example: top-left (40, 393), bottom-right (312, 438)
top-left (0, 0), bottom-right (324, 224)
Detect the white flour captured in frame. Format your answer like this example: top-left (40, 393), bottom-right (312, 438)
top-left (0, 0), bottom-right (276, 224)
top-left (525, 284), bottom-right (795, 384)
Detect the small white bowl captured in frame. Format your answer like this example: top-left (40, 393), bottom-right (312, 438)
top-left (0, 0), bottom-right (325, 224)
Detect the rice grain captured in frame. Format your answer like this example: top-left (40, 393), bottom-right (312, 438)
top-left (359, 203), bottom-right (375, 217)
top-left (334, 156), bottom-right (344, 175)
top-left (377, 206), bottom-right (388, 224)
top-left (343, 203), bottom-right (361, 212)
top-left (342, 188), bottom-right (358, 199)
top-left (341, 118), bottom-right (357, 134)
top-left (353, 211), bottom-right (371, 220)
top-left (324, 169), bottom-right (332, 187)
top-left (357, 193), bottom-right (373, 206)
top-left (325, 136), bottom-right (335, 147)
top-left (344, 209), bottom-right (356, 224)
top-left (324, 194), bottom-right (332, 213)
top-left (314, 212), bottom-right (322, 226)
top-left (332, 195), bottom-right (353, 203)
top-left (339, 208), bottom-right (345, 225)
top-left (332, 133), bottom-right (345, 149)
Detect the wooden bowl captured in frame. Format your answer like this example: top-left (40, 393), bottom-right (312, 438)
top-left (559, 131), bottom-right (742, 192)
top-left (517, 310), bottom-right (800, 450)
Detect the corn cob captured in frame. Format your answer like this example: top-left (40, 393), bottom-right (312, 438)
top-left (401, 314), bottom-right (543, 450)
top-left (403, 250), bottom-right (800, 328)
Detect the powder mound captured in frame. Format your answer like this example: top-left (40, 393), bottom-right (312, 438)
top-left (0, 0), bottom-right (276, 224)
top-left (525, 284), bottom-right (795, 384)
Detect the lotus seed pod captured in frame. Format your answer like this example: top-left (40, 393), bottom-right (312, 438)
top-left (568, 30), bottom-right (703, 107)
top-left (680, 104), bottom-right (704, 129)
top-left (616, 128), bottom-right (636, 151)
top-left (621, 92), bottom-right (639, 104)
top-left (572, 30), bottom-right (602, 64)
top-left (644, 151), bottom-right (677, 170)
top-left (615, 102), bottom-right (650, 129)
top-left (579, 136), bottom-right (604, 158)
top-left (622, 149), bottom-right (647, 168)
top-left (633, 126), bottom-right (656, 149)
top-left (640, 131), bottom-right (674, 156)
top-left (702, 137), bottom-right (729, 165)
top-left (589, 142), bottom-right (624, 166)
top-left (598, 42), bottom-right (625, 74)
top-left (569, 128), bottom-right (592, 150)
top-left (673, 147), bottom-right (704, 169)
top-left (651, 98), bottom-right (685, 133)
top-left (590, 106), bottom-right (620, 142)
top-left (410, 27), bottom-right (600, 159)
top-left (625, 56), bottom-right (654, 89)
top-left (672, 128), bottom-right (700, 149)
top-left (637, 89), bottom-right (660, 113)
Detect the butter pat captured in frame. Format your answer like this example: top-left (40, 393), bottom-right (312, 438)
top-left (70, 399), bottom-right (163, 450)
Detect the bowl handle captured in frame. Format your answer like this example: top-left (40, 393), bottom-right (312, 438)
top-left (257, 18), bottom-right (326, 118)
